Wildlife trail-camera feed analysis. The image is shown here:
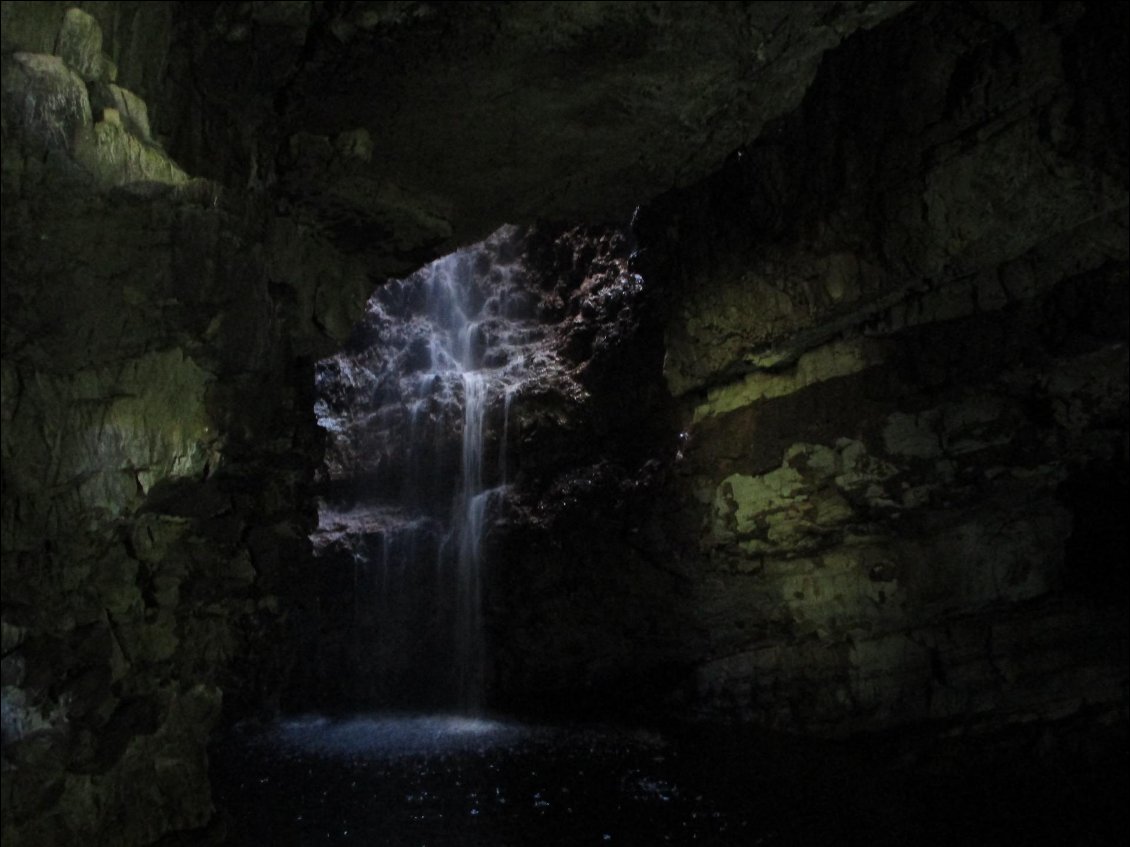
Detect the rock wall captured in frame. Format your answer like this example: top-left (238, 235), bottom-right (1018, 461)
top-left (0, 7), bottom-right (374, 843)
top-left (477, 225), bottom-right (686, 718)
top-left (631, 1), bottom-right (1128, 735)
top-left (483, 2), bottom-right (1128, 741)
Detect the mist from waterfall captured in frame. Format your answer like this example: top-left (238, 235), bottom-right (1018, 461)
top-left (312, 226), bottom-right (548, 713)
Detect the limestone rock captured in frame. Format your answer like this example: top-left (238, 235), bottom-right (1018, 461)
top-left (0, 2), bottom-right (68, 55)
top-left (0, 155), bottom-right (315, 845)
top-left (87, 82), bottom-right (151, 141)
top-left (54, 8), bottom-right (105, 82)
top-left (692, 338), bottom-right (889, 422)
top-left (630, 0), bottom-right (1130, 739)
top-left (1, 621), bottom-right (26, 655)
top-left (72, 117), bottom-right (187, 186)
top-left (0, 51), bottom-right (91, 153)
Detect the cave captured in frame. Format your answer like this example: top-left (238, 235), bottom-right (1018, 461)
top-left (1, 2), bottom-right (1127, 845)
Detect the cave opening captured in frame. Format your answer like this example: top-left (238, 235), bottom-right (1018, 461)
top-left (301, 225), bottom-right (542, 714)
top-left (211, 226), bottom-right (758, 845)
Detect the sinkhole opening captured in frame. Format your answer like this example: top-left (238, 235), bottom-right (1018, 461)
top-left (299, 225), bottom-right (571, 715)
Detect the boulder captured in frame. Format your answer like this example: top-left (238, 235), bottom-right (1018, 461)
top-left (54, 7), bottom-right (107, 82)
top-left (0, 51), bottom-right (91, 153)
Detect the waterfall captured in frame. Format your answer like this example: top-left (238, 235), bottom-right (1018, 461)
top-left (313, 226), bottom-right (544, 713)
top-left (453, 370), bottom-right (486, 710)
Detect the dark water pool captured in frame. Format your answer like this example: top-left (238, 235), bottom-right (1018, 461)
top-left (210, 713), bottom-right (1126, 846)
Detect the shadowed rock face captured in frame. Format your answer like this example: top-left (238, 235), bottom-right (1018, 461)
top-left (163, 1), bottom-right (911, 267)
top-left (1, 1), bottom-right (1127, 845)
top-left (601, 1), bottom-right (1129, 733)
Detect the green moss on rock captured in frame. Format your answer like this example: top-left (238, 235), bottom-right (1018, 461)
top-left (72, 117), bottom-right (187, 186)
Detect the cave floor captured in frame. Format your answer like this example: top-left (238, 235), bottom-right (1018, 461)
top-left (209, 713), bottom-right (1126, 846)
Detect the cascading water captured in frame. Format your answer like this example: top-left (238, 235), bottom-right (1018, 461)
top-left (310, 226), bottom-right (548, 713)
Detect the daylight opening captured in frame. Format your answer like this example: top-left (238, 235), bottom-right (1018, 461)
top-left (306, 225), bottom-right (554, 713)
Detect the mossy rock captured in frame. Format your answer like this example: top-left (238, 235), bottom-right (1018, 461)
top-left (72, 117), bottom-right (187, 187)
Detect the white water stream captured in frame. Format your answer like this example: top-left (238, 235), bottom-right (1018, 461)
top-left (317, 228), bottom-right (548, 711)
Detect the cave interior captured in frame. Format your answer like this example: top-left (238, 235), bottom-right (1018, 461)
top-left (1, 1), bottom-right (1127, 845)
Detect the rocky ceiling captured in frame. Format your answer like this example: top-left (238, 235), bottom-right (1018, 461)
top-left (165, 1), bottom-right (911, 268)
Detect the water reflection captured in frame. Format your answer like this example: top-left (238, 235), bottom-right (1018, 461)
top-left (214, 712), bottom-right (731, 846)
top-left (260, 714), bottom-right (534, 758)
top-left (213, 712), bottom-right (1113, 846)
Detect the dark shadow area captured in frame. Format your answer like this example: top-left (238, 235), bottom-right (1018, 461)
top-left (1059, 466), bottom-right (1130, 605)
top-left (208, 713), bottom-right (1129, 846)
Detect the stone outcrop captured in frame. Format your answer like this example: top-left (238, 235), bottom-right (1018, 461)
top-left (465, 6), bottom-right (1127, 743)
top-left (1, 7), bottom-right (184, 189)
top-left (631, 1), bottom-right (1128, 735)
top-left (1, 7), bottom-right (368, 843)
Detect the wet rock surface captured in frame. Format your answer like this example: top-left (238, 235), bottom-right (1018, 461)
top-left (300, 223), bottom-right (672, 715)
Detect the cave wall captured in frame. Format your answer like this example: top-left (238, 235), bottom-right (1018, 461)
top-left (481, 2), bottom-right (1130, 739)
top-left (0, 7), bottom-right (379, 842)
top-left (495, 0), bottom-right (1128, 736)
